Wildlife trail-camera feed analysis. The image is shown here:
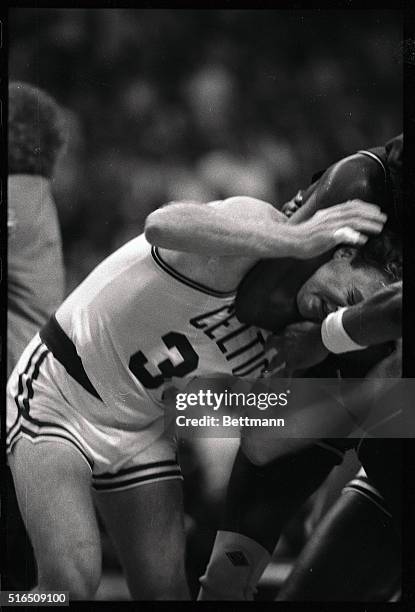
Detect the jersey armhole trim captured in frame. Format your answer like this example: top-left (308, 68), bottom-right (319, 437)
top-left (151, 246), bottom-right (236, 299)
top-left (356, 150), bottom-right (388, 183)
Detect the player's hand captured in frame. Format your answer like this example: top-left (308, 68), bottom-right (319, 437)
top-left (289, 200), bottom-right (387, 259)
top-left (266, 321), bottom-right (329, 373)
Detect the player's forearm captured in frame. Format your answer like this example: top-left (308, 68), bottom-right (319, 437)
top-left (144, 203), bottom-right (298, 258)
top-left (146, 197), bottom-right (384, 261)
top-left (318, 282), bottom-right (401, 360)
top-left (342, 282), bottom-right (402, 346)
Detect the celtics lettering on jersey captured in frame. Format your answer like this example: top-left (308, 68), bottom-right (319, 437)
top-left (128, 304), bottom-right (268, 390)
top-left (190, 304), bottom-right (268, 377)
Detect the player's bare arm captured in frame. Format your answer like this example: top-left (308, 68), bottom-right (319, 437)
top-left (342, 280), bottom-right (401, 345)
top-left (144, 195), bottom-right (385, 295)
top-left (145, 195), bottom-right (385, 260)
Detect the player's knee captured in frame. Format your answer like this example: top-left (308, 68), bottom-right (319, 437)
top-left (38, 546), bottom-right (101, 600)
top-left (241, 436), bottom-right (291, 465)
top-left (241, 437), bottom-right (275, 465)
top-left (39, 566), bottom-right (100, 601)
top-left (242, 436), bottom-right (315, 465)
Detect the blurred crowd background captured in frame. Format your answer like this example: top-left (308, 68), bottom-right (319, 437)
top-left (10, 8), bottom-right (402, 293)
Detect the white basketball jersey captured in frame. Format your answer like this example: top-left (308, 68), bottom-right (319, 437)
top-left (55, 235), bottom-right (269, 420)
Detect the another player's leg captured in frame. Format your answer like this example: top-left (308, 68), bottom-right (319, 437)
top-left (276, 473), bottom-right (401, 601)
top-left (93, 478), bottom-right (189, 600)
top-left (9, 439), bottom-right (102, 600)
top-left (198, 441), bottom-right (343, 600)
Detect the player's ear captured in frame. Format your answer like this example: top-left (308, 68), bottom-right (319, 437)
top-left (332, 246), bottom-right (358, 261)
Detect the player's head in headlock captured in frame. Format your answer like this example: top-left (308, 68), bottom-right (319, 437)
top-left (298, 134), bottom-right (403, 377)
top-left (296, 231), bottom-right (401, 322)
top-left (296, 134), bottom-right (402, 323)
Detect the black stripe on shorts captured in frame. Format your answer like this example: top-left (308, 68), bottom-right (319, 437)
top-left (92, 469), bottom-right (183, 492)
top-left (16, 424), bottom-right (94, 472)
top-left (8, 344), bottom-right (49, 443)
top-left (93, 459), bottom-right (179, 481)
top-left (8, 342), bottom-right (94, 471)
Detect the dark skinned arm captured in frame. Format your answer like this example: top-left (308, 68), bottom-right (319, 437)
top-left (343, 281), bottom-right (401, 345)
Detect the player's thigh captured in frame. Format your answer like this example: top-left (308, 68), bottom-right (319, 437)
top-left (9, 438), bottom-right (101, 591)
top-left (94, 478), bottom-right (187, 598)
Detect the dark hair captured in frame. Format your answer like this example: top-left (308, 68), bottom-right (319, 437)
top-left (352, 230), bottom-right (402, 281)
top-left (8, 82), bottom-right (68, 178)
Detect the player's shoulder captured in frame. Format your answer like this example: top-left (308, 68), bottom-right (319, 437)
top-left (319, 150), bottom-right (387, 202)
top-left (331, 149), bottom-right (387, 181)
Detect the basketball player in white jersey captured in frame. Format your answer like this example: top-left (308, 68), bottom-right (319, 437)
top-left (6, 195), bottom-right (385, 600)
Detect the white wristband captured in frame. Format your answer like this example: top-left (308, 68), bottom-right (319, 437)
top-left (321, 307), bottom-right (367, 354)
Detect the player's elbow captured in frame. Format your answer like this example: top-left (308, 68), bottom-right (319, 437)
top-left (144, 209), bottom-right (172, 246)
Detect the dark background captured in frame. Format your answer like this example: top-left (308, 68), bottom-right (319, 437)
top-left (9, 8), bottom-right (402, 293)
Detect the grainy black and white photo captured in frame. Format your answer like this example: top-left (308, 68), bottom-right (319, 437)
top-left (5, 8), bottom-right (404, 604)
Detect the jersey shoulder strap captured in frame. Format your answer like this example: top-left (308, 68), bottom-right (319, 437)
top-left (310, 145), bottom-right (387, 186)
top-left (356, 146), bottom-right (388, 184)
